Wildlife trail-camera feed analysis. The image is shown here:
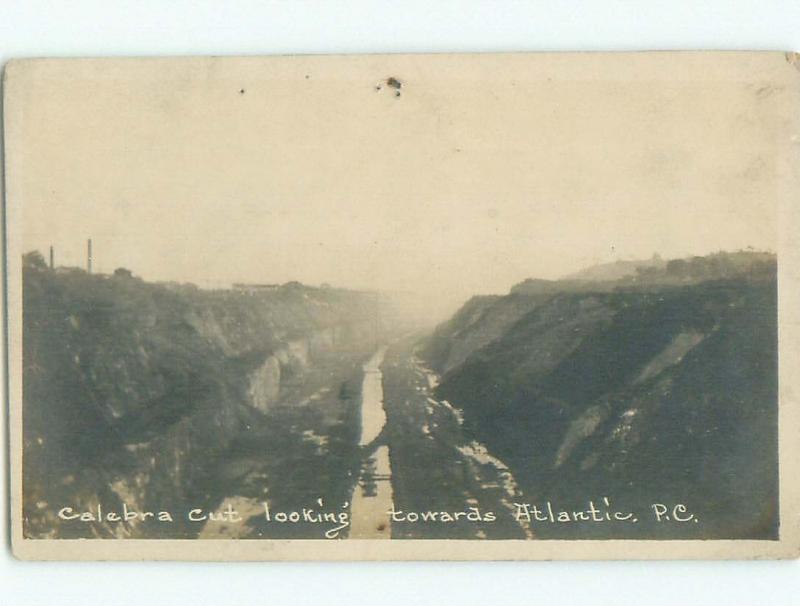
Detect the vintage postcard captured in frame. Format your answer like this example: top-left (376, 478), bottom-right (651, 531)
top-left (4, 52), bottom-right (800, 560)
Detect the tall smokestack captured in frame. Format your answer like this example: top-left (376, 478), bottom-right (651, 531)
top-left (87, 238), bottom-right (92, 274)
top-left (49, 246), bottom-right (54, 269)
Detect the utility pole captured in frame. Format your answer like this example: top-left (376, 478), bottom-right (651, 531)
top-left (87, 238), bottom-right (92, 274)
top-left (374, 291), bottom-right (380, 347)
top-left (49, 245), bottom-right (54, 269)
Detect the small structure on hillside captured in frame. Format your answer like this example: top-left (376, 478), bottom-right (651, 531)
top-left (232, 283), bottom-right (281, 294)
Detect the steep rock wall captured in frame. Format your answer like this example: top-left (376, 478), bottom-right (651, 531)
top-left (21, 263), bottom-right (375, 538)
top-left (428, 274), bottom-right (778, 539)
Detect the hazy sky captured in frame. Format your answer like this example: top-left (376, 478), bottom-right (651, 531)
top-left (10, 53), bottom-right (794, 310)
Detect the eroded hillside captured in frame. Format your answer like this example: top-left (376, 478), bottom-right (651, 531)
top-left (22, 255), bottom-right (376, 538)
top-left (425, 252), bottom-right (778, 539)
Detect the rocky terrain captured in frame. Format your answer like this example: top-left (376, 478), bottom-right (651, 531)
top-left (21, 248), bottom-right (779, 541)
top-left (21, 252), bottom-right (376, 538)
top-left (423, 251), bottom-right (778, 539)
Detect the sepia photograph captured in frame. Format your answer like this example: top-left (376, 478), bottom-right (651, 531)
top-left (5, 51), bottom-right (800, 560)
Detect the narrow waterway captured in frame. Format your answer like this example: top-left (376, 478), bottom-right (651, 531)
top-left (349, 346), bottom-right (394, 539)
top-left (193, 340), bottom-right (530, 540)
top-left (358, 346), bottom-right (388, 446)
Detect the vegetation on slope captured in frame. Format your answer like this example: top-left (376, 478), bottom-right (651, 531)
top-left (22, 252), bottom-right (374, 538)
top-left (427, 252), bottom-right (778, 539)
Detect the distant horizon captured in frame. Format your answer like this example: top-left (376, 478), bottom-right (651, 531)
top-left (25, 243), bottom-right (777, 292)
top-left (17, 55), bottom-right (783, 316)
